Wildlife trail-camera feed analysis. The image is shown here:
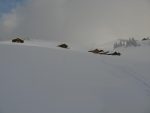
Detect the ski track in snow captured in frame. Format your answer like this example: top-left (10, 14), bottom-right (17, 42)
top-left (103, 60), bottom-right (150, 90)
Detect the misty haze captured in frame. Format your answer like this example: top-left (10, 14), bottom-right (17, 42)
top-left (0, 0), bottom-right (150, 45)
top-left (0, 0), bottom-right (150, 113)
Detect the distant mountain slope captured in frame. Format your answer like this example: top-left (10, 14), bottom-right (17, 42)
top-left (113, 38), bottom-right (150, 49)
top-left (96, 38), bottom-right (150, 53)
top-left (0, 41), bottom-right (150, 113)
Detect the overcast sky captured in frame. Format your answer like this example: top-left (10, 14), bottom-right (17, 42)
top-left (0, 0), bottom-right (150, 45)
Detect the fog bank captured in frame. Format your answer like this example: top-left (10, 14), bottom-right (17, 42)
top-left (1, 0), bottom-right (150, 45)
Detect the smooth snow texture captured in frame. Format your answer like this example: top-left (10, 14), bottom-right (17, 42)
top-left (0, 41), bottom-right (150, 113)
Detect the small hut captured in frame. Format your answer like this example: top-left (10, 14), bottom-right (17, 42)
top-left (142, 38), bottom-right (147, 41)
top-left (88, 49), bottom-right (104, 54)
top-left (108, 51), bottom-right (121, 56)
top-left (58, 43), bottom-right (69, 49)
top-left (142, 37), bottom-right (150, 41)
top-left (12, 38), bottom-right (24, 43)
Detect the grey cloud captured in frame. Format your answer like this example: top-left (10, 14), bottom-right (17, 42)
top-left (1, 0), bottom-right (150, 45)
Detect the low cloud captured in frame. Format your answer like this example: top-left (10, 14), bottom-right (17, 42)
top-left (1, 0), bottom-right (150, 45)
top-left (0, 10), bottom-right (16, 40)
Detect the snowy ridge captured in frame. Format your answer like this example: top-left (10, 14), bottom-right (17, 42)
top-left (0, 40), bottom-right (89, 53)
top-left (0, 40), bottom-right (150, 113)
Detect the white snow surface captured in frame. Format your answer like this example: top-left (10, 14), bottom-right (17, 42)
top-left (0, 40), bottom-right (150, 113)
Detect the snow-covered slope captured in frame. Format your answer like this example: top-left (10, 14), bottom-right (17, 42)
top-left (0, 41), bottom-right (150, 113)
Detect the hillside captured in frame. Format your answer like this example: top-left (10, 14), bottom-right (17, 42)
top-left (0, 40), bottom-right (150, 113)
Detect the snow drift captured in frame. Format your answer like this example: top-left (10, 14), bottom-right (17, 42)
top-left (0, 41), bottom-right (150, 113)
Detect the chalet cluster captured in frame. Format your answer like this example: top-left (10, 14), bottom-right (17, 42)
top-left (11, 38), bottom-right (121, 56)
top-left (88, 49), bottom-right (121, 56)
